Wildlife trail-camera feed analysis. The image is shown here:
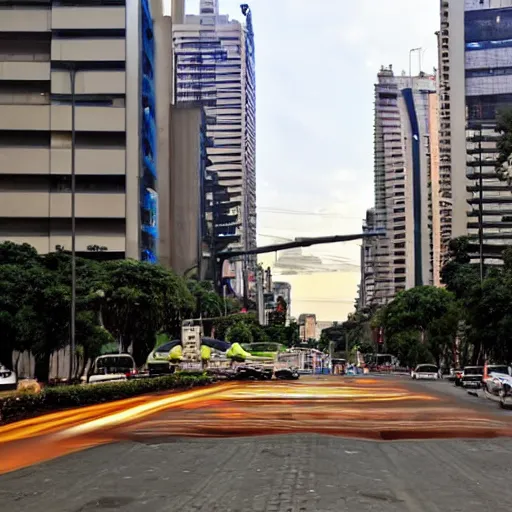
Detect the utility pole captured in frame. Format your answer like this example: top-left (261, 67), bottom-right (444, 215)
top-left (242, 256), bottom-right (249, 310)
top-left (265, 266), bottom-right (272, 293)
top-left (222, 285), bottom-right (228, 316)
top-left (256, 267), bottom-right (265, 325)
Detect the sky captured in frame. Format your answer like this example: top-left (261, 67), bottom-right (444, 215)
top-left (179, 0), bottom-right (439, 321)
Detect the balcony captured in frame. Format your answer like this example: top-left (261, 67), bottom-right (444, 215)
top-left (50, 192), bottom-right (125, 218)
top-left (51, 39), bottom-right (125, 62)
top-left (51, 6), bottom-right (126, 30)
top-left (0, 148), bottom-right (50, 174)
top-left (0, 192), bottom-right (125, 218)
top-left (50, 148), bottom-right (126, 175)
top-left (0, 8), bottom-right (50, 32)
top-left (51, 70), bottom-right (125, 94)
top-left (0, 105), bottom-right (50, 130)
top-left (0, 61), bottom-right (50, 81)
top-left (51, 105), bottom-right (125, 132)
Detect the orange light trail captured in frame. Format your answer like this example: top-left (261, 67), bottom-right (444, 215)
top-left (1, 378), bottom-right (511, 475)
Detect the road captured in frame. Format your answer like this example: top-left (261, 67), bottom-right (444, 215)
top-left (1, 376), bottom-right (512, 512)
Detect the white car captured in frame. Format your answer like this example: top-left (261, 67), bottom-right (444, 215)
top-left (87, 354), bottom-right (137, 385)
top-left (0, 365), bottom-right (17, 391)
top-left (411, 364), bottom-right (439, 380)
top-left (482, 366), bottom-right (512, 409)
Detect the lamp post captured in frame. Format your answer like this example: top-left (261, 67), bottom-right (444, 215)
top-left (408, 47), bottom-right (422, 85)
top-left (478, 126), bottom-right (484, 285)
top-left (69, 66), bottom-right (77, 380)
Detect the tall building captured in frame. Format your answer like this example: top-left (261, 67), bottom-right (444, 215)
top-left (358, 208), bottom-right (377, 309)
top-left (438, 0), bottom-right (512, 265)
top-left (371, 66), bottom-right (437, 305)
top-left (298, 313), bottom-right (317, 343)
top-left (173, 0), bottom-right (257, 292)
top-left (168, 105), bottom-right (209, 277)
top-left (0, 0), bottom-right (157, 262)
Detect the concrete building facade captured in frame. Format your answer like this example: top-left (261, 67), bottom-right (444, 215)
top-left (169, 105), bottom-right (208, 277)
top-left (438, 0), bottom-right (512, 265)
top-left (0, 0), bottom-right (157, 262)
top-left (371, 66), bottom-right (437, 305)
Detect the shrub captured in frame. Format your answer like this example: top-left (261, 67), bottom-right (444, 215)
top-left (0, 372), bottom-right (214, 425)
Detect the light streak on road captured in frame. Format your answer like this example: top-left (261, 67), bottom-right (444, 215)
top-left (1, 378), bottom-right (512, 475)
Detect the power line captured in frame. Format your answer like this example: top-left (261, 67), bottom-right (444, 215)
top-left (258, 207), bottom-right (362, 220)
top-left (292, 298), bottom-right (356, 304)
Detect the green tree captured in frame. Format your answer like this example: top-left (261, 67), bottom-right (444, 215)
top-left (379, 286), bottom-right (459, 368)
top-left (211, 313), bottom-right (260, 340)
top-left (17, 269), bottom-right (71, 381)
top-left (321, 323), bottom-right (346, 354)
top-left (440, 237), bottom-right (512, 365)
top-left (496, 108), bottom-right (512, 171)
top-left (187, 280), bottom-right (230, 318)
top-left (0, 241), bottom-right (231, 379)
top-left (225, 321), bottom-right (254, 345)
top-left (101, 260), bottom-right (194, 366)
top-left (0, 265), bottom-right (32, 368)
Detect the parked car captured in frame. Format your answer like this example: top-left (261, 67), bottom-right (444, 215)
top-left (461, 366), bottom-right (484, 389)
top-left (411, 364), bottom-right (439, 380)
top-left (275, 368), bottom-right (300, 380)
top-left (482, 366), bottom-right (512, 409)
top-left (485, 364), bottom-right (511, 377)
top-left (0, 365), bottom-right (17, 391)
top-left (146, 340), bottom-right (181, 376)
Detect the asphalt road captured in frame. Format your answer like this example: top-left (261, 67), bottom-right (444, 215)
top-left (1, 377), bottom-right (512, 512)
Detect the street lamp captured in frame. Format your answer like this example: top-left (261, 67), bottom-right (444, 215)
top-left (477, 126), bottom-right (484, 285)
top-left (409, 47), bottom-right (422, 85)
top-left (68, 65), bottom-right (77, 380)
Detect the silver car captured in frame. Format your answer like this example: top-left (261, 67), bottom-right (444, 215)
top-left (411, 364), bottom-right (439, 380)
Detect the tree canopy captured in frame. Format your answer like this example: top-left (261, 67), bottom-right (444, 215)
top-left (377, 286), bottom-right (459, 368)
top-left (0, 242), bottom-right (235, 379)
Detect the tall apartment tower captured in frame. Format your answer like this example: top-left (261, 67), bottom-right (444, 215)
top-left (358, 208), bottom-right (377, 310)
top-left (439, 0), bottom-right (512, 265)
top-left (172, 0), bottom-right (257, 266)
top-left (0, 0), bottom-right (158, 262)
top-left (372, 66), bottom-right (437, 305)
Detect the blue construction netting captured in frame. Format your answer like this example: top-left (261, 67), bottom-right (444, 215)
top-left (140, 0), bottom-right (158, 263)
top-left (402, 88), bottom-right (422, 287)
